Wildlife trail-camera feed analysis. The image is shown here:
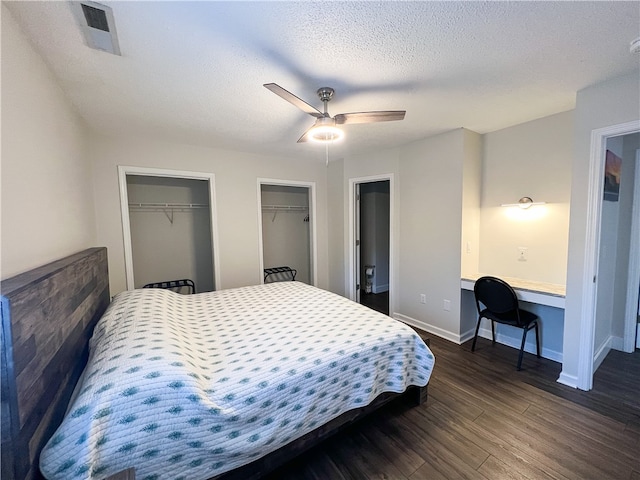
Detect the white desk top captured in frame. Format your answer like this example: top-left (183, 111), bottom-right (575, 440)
top-left (461, 273), bottom-right (565, 308)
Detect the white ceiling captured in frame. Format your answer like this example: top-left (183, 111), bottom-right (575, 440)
top-left (6, 1), bottom-right (640, 162)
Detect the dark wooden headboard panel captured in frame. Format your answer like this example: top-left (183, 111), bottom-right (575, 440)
top-left (1, 248), bottom-right (109, 480)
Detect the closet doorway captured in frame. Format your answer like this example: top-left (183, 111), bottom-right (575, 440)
top-left (258, 179), bottom-right (317, 285)
top-left (118, 166), bottom-right (220, 292)
top-left (349, 174), bottom-right (393, 316)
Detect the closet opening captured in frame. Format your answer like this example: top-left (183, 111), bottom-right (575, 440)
top-left (118, 166), bottom-right (220, 292)
top-left (258, 179), bottom-right (317, 286)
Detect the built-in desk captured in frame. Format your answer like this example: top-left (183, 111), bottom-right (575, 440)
top-left (461, 274), bottom-right (566, 309)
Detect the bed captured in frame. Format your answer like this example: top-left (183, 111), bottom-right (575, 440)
top-left (1, 248), bottom-right (434, 480)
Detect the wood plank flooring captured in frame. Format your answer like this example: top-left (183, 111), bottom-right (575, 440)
top-left (264, 333), bottom-right (640, 480)
top-left (360, 291), bottom-right (389, 315)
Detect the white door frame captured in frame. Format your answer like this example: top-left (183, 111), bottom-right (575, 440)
top-left (623, 149), bottom-right (640, 352)
top-left (118, 165), bottom-right (221, 291)
top-left (578, 120), bottom-right (640, 390)
top-left (257, 178), bottom-right (318, 286)
top-left (348, 174), bottom-right (394, 312)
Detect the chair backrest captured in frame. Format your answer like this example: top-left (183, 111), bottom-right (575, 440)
top-left (473, 276), bottom-right (519, 315)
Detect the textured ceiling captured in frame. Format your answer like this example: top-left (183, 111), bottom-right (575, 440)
top-left (6, 1), bottom-right (640, 162)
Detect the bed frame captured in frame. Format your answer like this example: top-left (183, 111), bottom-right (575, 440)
top-left (0, 247), bottom-right (427, 480)
top-left (1, 248), bottom-right (109, 480)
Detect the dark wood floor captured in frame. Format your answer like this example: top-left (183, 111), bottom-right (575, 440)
top-left (360, 290), bottom-right (389, 315)
top-left (264, 334), bottom-right (640, 480)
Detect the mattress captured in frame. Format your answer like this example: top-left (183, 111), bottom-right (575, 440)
top-left (40, 282), bottom-right (434, 480)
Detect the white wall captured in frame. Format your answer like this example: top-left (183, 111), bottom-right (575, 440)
top-left (612, 134), bottom-right (640, 340)
top-left (461, 130), bottom-right (482, 278)
top-left (327, 158), bottom-right (345, 295)
top-left (341, 150), bottom-right (401, 309)
top-left (479, 111), bottom-right (573, 284)
top-left (1, 5), bottom-right (97, 279)
top-left (89, 133), bottom-right (329, 294)
top-left (341, 129), bottom-right (480, 342)
top-left (594, 137), bottom-right (623, 353)
top-left (396, 129), bottom-right (468, 339)
top-left (564, 72), bottom-right (640, 388)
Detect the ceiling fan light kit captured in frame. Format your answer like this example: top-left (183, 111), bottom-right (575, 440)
top-left (264, 83), bottom-right (406, 144)
top-left (306, 116), bottom-right (344, 143)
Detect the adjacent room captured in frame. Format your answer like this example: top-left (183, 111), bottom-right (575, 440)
top-left (2, 1), bottom-right (639, 479)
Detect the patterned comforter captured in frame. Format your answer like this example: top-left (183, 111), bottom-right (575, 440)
top-left (40, 282), bottom-right (435, 480)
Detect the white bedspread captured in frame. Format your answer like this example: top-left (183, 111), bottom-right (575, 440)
top-left (40, 282), bottom-right (434, 480)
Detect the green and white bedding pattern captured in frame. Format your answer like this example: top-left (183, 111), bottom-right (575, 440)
top-left (40, 282), bottom-right (434, 480)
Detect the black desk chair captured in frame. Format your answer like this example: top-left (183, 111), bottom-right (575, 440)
top-left (472, 276), bottom-right (541, 370)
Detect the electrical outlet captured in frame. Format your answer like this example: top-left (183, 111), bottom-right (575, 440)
top-left (420, 294), bottom-right (426, 304)
top-left (518, 246), bottom-right (528, 262)
top-left (443, 299), bottom-right (451, 311)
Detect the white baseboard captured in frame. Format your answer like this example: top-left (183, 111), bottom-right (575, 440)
top-left (392, 313), bottom-right (563, 363)
top-left (593, 335), bottom-right (625, 372)
top-left (557, 371), bottom-right (578, 389)
top-left (372, 283), bottom-right (388, 294)
top-left (593, 337), bottom-right (611, 372)
top-left (477, 327), bottom-right (562, 363)
top-left (610, 335), bottom-right (625, 352)
top-left (393, 313), bottom-right (462, 344)
top-left (459, 327), bottom-right (477, 345)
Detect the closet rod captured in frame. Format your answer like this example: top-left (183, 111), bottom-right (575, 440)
top-left (128, 203), bottom-right (208, 209)
top-left (261, 204), bottom-right (308, 212)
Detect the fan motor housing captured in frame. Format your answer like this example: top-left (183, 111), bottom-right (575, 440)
top-left (317, 87), bottom-right (335, 102)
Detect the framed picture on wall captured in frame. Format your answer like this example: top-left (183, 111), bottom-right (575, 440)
top-left (603, 149), bottom-right (622, 202)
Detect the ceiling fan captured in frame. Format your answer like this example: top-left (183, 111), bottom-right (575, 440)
top-left (264, 83), bottom-right (406, 143)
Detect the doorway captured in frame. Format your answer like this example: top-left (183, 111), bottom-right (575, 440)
top-left (349, 175), bottom-right (394, 316)
top-left (578, 122), bottom-right (640, 390)
top-left (118, 166), bottom-right (220, 292)
top-left (594, 133), bottom-right (640, 364)
top-left (257, 179), bottom-right (317, 286)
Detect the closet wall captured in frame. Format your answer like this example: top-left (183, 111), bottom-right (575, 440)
top-left (261, 185), bottom-right (311, 284)
top-left (127, 176), bottom-right (214, 292)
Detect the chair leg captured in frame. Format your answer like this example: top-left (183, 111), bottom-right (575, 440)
top-left (534, 322), bottom-right (541, 358)
top-left (517, 327), bottom-right (529, 371)
top-left (491, 321), bottom-right (496, 345)
top-left (471, 316), bottom-right (482, 351)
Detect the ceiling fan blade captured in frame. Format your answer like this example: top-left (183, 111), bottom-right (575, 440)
top-left (296, 124), bottom-right (314, 143)
top-left (334, 111), bottom-right (406, 125)
top-left (264, 83), bottom-right (323, 118)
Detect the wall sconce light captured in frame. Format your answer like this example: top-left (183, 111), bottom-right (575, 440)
top-left (501, 197), bottom-right (546, 209)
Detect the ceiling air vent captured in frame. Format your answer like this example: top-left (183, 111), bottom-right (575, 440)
top-left (71, 1), bottom-right (121, 55)
top-left (81, 4), bottom-right (110, 32)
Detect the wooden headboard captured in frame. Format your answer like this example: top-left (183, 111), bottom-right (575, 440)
top-left (1, 248), bottom-right (109, 480)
